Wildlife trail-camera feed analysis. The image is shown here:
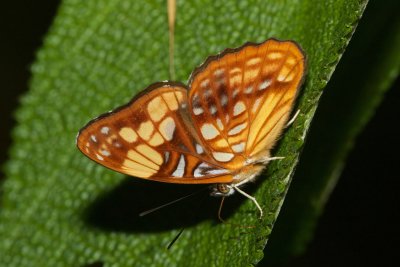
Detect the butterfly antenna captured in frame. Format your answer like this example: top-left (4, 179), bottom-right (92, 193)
top-left (167, 228), bottom-right (185, 250)
top-left (217, 195), bottom-right (256, 229)
top-left (139, 187), bottom-right (207, 217)
top-left (217, 196), bottom-right (226, 223)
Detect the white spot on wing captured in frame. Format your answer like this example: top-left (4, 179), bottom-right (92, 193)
top-left (214, 69), bottom-right (225, 76)
top-left (201, 123), bottom-right (219, 140)
top-left (114, 142), bottom-right (122, 148)
top-left (232, 142), bottom-right (245, 153)
top-left (252, 97), bottom-right (263, 113)
top-left (195, 168), bottom-right (229, 177)
top-left (96, 154), bottom-right (104, 161)
top-left (193, 107), bottom-right (204, 115)
top-left (90, 135), bottom-right (97, 143)
top-left (196, 144), bottom-right (204, 154)
top-left (212, 152), bottom-right (234, 162)
top-left (194, 162), bottom-right (210, 177)
top-left (259, 79), bottom-right (271, 90)
top-left (159, 117), bottom-right (176, 141)
top-left (228, 122), bottom-right (248, 135)
top-left (221, 94), bottom-right (228, 106)
top-left (206, 168), bottom-right (230, 175)
top-left (198, 162), bottom-right (210, 169)
top-left (201, 79), bottom-right (209, 88)
top-left (194, 167), bottom-right (203, 177)
top-left (210, 105), bottom-right (217, 114)
top-left (194, 163), bottom-right (229, 177)
top-left (233, 101), bottom-right (246, 116)
top-left (172, 155), bottom-right (185, 177)
top-left (245, 86), bottom-right (253, 94)
top-left (100, 149), bottom-right (110, 156)
top-left (101, 126), bottom-right (110, 135)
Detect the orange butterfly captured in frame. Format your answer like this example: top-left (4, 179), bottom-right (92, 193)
top-left (76, 38), bottom-right (306, 217)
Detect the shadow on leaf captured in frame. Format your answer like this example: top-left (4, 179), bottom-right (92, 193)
top-left (83, 177), bottom-right (252, 233)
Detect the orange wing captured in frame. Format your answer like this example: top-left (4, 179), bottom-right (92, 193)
top-left (77, 83), bottom-right (233, 184)
top-left (77, 39), bottom-right (306, 185)
top-left (188, 39), bottom-right (305, 168)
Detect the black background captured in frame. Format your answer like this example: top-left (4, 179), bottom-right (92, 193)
top-left (1, 2), bottom-right (399, 266)
top-left (285, 78), bottom-right (400, 266)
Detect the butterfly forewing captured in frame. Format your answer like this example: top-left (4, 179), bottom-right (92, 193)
top-left (77, 83), bottom-right (233, 184)
top-left (245, 41), bottom-right (305, 157)
top-left (188, 39), bottom-right (305, 168)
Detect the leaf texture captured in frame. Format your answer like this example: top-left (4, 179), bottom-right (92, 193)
top-left (0, 0), bottom-right (368, 266)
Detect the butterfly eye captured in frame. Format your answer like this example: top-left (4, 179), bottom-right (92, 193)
top-left (209, 184), bottom-right (235, 197)
top-left (217, 184), bottom-right (234, 195)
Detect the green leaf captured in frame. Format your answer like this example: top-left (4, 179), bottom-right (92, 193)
top-left (263, 0), bottom-right (400, 264)
top-left (0, 0), bottom-right (368, 266)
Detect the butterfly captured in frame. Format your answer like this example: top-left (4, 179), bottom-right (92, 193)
top-left (76, 38), bottom-right (306, 217)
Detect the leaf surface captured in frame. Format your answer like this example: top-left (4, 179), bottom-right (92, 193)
top-left (0, 0), bottom-right (368, 266)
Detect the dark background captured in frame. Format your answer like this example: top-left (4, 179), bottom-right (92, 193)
top-left (1, 2), bottom-right (399, 266)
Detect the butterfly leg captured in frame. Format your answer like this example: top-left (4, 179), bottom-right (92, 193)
top-left (265, 156), bottom-right (285, 161)
top-left (286, 109), bottom-right (300, 127)
top-left (232, 185), bottom-right (263, 219)
top-left (249, 156), bottom-right (285, 165)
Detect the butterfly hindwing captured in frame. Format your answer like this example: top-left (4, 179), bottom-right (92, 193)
top-left (77, 83), bottom-right (233, 184)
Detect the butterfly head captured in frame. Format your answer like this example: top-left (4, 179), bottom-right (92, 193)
top-left (209, 183), bottom-right (235, 197)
